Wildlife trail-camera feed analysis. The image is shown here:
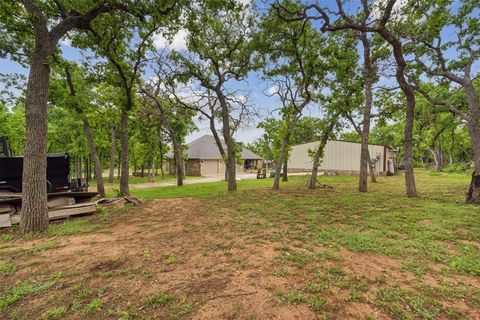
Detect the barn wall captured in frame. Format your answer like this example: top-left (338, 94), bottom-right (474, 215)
top-left (288, 140), bottom-right (391, 174)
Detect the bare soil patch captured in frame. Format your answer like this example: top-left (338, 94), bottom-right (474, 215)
top-left (1, 196), bottom-right (479, 320)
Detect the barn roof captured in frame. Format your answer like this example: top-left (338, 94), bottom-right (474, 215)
top-left (168, 135), bottom-right (262, 160)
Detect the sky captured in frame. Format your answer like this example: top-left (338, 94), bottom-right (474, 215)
top-left (0, 0), bottom-right (475, 145)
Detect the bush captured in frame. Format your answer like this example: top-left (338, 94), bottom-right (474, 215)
top-left (442, 163), bottom-right (472, 174)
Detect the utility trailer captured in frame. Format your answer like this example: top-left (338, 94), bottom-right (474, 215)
top-left (0, 136), bottom-right (98, 228)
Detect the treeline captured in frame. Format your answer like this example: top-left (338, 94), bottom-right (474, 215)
top-left (0, 0), bottom-right (479, 233)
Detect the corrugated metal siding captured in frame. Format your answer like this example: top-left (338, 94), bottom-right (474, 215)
top-left (288, 140), bottom-right (388, 173)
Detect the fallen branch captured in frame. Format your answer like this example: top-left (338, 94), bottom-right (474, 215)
top-left (305, 175), bottom-right (334, 189)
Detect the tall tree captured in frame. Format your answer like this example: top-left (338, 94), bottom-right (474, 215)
top-left (249, 117), bottom-right (327, 161)
top-left (411, 0), bottom-right (480, 203)
top-left (262, 1), bottom-right (328, 190)
top-left (279, 0), bottom-right (419, 197)
top-left (140, 78), bottom-right (196, 186)
top-left (77, 2), bottom-right (179, 196)
top-left (63, 64), bottom-right (105, 197)
top-left (309, 111), bottom-right (341, 189)
top-left (170, 1), bottom-right (258, 191)
top-left (0, 0), bottom-right (141, 232)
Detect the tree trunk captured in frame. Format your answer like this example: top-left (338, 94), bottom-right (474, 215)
top-left (367, 149), bottom-right (377, 182)
top-left (119, 110), bottom-right (129, 196)
top-left (450, 126), bottom-right (455, 165)
top-left (64, 66), bottom-right (105, 197)
top-left (463, 82), bottom-right (480, 204)
top-left (282, 158), bottom-right (288, 182)
top-left (109, 126), bottom-right (116, 183)
top-left (465, 118), bottom-right (480, 203)
top-left (273, 114), bottom-right (302, 190)
top-left (83, 120), bottom-right (105, 197)
top-left (174, 145), bottom-right (184, 186)
top-left (358, 31), bottom-right (374, 193)
top-left (117, 152), bottom-right (121, 180)
top-left (273, 135), bottom-right (290, 190)
top-left (20, 44), bottom-right (50, 233)
top-left (155, 102), bottom-right (185, 186)
top-left (149, 152), bottom-right (155, 182)
top-left (430, 148), bottom-right (440, 171)
top-left (217, 94), bottom-right (237, 191)
top-left (309, 116), bottom-right (338, 189)
top-left (165, 124), bottom-right (185, 186)
top-left (403, 92), bottom-right (417, 197)
top-left (159, 133), bottom-right (165, 180)
top-left (380, 31), bottom-right (417, 197)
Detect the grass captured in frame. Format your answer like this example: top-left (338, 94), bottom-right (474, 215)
top-left (0, 263), bottom-right (16, 277)
top-left (0, 273), bottom-right (63, 310)
top-left (0, 169), bottom-right (479, 319)
top-left (31, 239), bottom-right (61, 253)
top-left (96, 174), bottom-right (181, 186)
top-left (131, 178), bottom-right (274, 200)
top-left (42, 306), bottom-right (65, 319)
top-left (85, 298), bottom-right (102, 313)
top-left (48, 220), bottom-right (99, 236)
top-left (147, 293), bottom-right (176, 307)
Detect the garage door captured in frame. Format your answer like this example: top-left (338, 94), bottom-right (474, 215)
top-left (202, 160), bottom-right (219, 175)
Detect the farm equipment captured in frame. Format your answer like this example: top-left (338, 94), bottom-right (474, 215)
top-left (0, 136), bottom-right (98, 228)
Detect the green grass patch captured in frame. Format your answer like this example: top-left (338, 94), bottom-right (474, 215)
top-left (31, 239), bottom-right (61, 253)
top-left (147, 293), bottom-right (176, 307)
top-left (131, 178), bottom-right (275, 200)
top-left (0, 273), bottom-right (63, 310)
top-left (450, 245), bottom-right (480, 276)
top-left (85, 298), bottom-right (102, 313)
top-left (0, 262), bottom-right (16, 276)
top-left (42, 306), bottom-right (65, 319)
top-left (277, 289), bottom-right (307, 305)
top-left (48, 220), bottom-right (99, 236)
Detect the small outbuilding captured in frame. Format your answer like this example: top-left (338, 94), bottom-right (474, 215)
top-left (167, 135), bottom-right (263, 176)
top-left (288, 140), bottom-right (397, 176)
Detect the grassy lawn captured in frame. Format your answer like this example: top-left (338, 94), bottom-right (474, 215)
top-left (0, 170), bottom-right (479, 319)
top-left (131, 177), bottom-right (274, 199)
top-left (90, 174), bottom-right (204, 187)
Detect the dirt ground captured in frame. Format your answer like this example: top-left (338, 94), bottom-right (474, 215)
top-left (1, 195), bottom-right (479, 320)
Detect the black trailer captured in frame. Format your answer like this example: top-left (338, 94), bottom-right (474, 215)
top-left (0, 136), bottom-right (87, 193)
top-left (0, 136), bottom-right (99, 228)
top-left (0, 152), bottom-right (74, 193)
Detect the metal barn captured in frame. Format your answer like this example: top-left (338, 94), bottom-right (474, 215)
top-left (288, 140), bottom-right (397, 175)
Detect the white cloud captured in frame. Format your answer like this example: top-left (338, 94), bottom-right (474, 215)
top-left (267, 86), bottom-right (279, 95)
top-left (153, 29), bottom-right (188, 51)
top-left (60, 38), bottom-right (72, 47)
top-left (371, 0), bottom-right (409, 22)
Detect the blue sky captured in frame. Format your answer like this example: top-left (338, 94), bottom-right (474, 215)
top-left (1, 0), bottom-right (475, 144)
top-left (0, 0), bottom-right (336, 144)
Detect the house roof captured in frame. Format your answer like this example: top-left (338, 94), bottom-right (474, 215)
top-left (167, 135), bottom-right (263, 160)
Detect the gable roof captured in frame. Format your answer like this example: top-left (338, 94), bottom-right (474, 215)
top-left (168, 135), bottom-right (262, 160)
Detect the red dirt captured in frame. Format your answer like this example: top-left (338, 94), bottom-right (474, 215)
top-left (1, 198), bottom-right (479, 320)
